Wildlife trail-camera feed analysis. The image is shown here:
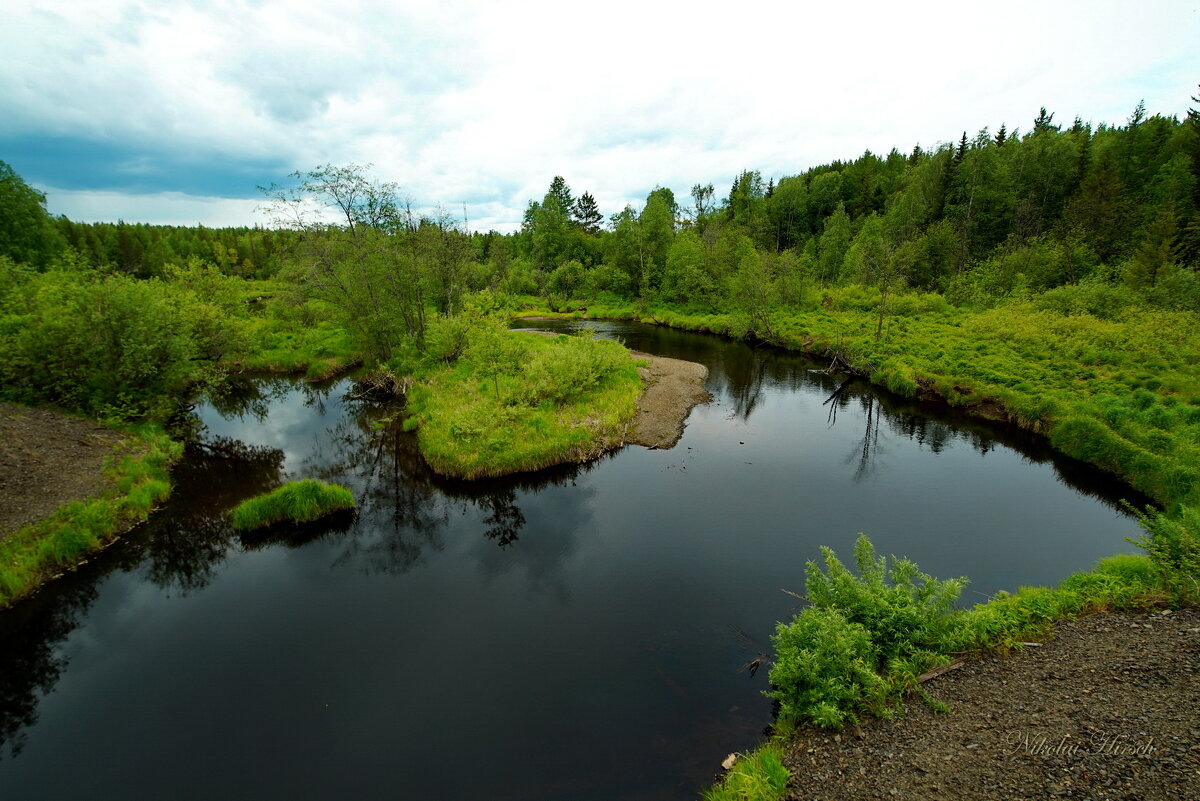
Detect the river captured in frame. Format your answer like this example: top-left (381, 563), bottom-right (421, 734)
top-left (0, 321), bottom-right (1146, 800)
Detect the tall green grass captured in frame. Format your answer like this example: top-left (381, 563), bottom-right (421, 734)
top-left (233, 317), bottom-right (360, 380)
top-left (702, 744), bottom-right (790, 801)
top-left (406, 331), bottom-right (643, 478)
top-left (229, 480), bottom-right (356, 530)
top-left (0, 423), bottom-right (182, 608)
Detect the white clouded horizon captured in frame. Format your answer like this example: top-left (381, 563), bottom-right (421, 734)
top-left (5, 0), bottom-right (1198, 233)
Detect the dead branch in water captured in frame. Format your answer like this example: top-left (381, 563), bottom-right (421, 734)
top-left (351, 371), bottom-right (413, 400)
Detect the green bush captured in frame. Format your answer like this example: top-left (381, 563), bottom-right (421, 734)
top-left (230, 480), bottom-right (356, 530)
top-left (0, 272), bottom-right (201, 419)
top-left (804, 534), bottom-right (966, 670)
top-left (518, 334), bottom-right (630, 406)
top-left (1125, 504), bottom-right (1200, 607)
top-left (767, 607), bottom-right (886, 729)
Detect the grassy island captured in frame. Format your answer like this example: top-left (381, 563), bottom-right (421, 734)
top-left (230, 480), bottom-right (356, 530)
top-left (403, 326), bottom-right (642, 478)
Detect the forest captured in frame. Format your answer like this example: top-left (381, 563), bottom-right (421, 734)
top-left (3, 96), bottom-right (1199, 493)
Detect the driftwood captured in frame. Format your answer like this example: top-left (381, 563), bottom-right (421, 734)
top-left (917, 658), bottom-right (966, 684)
top-left (350, 372), bottom-right (413, 400)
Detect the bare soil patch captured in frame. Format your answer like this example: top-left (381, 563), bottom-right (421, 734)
top-left (626, 351), bottom-right (712, 449)
top-left (0, 402), bottom-right (131, 539)
top-left (781, 608), bottom-right (1200, 801)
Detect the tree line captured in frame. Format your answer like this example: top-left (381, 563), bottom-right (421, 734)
top-left (1, 90), bottom-right (1198, 421)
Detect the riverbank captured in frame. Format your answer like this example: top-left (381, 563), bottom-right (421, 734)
top-left (511, 302), bottom-right (1200, 800)
top-left (0, 403), bottom-right (180, 608)
top-left (777, 607), bottom-right (1200, 801)
top-left (518, 294), bottom-right (1200, 509)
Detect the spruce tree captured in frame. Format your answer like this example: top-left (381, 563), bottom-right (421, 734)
top-left (547, 176), bottom-right (574, 216)
top-left (1033, 107), bottom-right (1058, 134)
top-left (571, 192), bottom-right (604, 234)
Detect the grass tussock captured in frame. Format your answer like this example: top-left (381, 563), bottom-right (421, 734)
top-left (702, 744), bottom-right (790, 801)
top-left (405, 329), bottom-right (642, 478)
top-left (229, 480), bottom-right (356, 530)
top-left (0, 424), bottom-right (182, 609)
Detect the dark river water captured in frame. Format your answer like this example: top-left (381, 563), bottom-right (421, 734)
top-left (0, 321), bottom-right (1146, 800)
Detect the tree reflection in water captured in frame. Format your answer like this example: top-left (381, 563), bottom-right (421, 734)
top-left (0, 351), bottom-right (1149, 770)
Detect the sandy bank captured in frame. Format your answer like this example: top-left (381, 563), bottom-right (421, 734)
top-left (626, 351), bottom-right (712, 449)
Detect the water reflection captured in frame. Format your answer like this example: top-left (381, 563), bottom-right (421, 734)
top-left (0, 582), bottom-right (97, 761)
top-left (0, 324), bottom-right (1151, 799)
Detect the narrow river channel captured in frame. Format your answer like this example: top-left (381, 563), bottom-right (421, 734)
top-left (0, 321), bottom-right (1147, 800)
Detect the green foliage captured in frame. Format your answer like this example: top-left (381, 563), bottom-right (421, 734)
top-left (407, 331), bottom-right (642, 478)
top-left (229, 480), bottom-right (356, 531)
top-left (0, 269), bottom-right (209, 420)
top-left (768, 536), bottom-right (965, 729)
top-left (767, 607), bottom-right (886, 729)
top-left (1125, 504), bottom-right (1200, 606)
top-left (0, 424), bottom-right (181, 608)
top-left (767, 534), bottom-right (1169, 734)
top-left (702, 745), bottom-right (790, 801)
top-left (0, 161), bottom-right (65, 266)
top-left (805, 535), bottom-right (967, 667)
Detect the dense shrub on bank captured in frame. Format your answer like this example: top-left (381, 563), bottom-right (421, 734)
top-left (767, 534), bottom-right (1170, 733)
top-left (0, 257), bottom-right (263, 421)
top-left (768, 536), bottom-right (966, 730)
top-left (229, 480), bottom-right (356, 530)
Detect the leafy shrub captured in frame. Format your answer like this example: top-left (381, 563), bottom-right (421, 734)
top-left (425, 314), bottom-right (474, 362)
top-left (0, 272), bottom-right (201, 419)
top-left (230, 480), bottom-right (356, 530)
top-left (805, 534), bottom-right (966, 669)
top-left (517, 334), bottom-right (629, 406)
top-left (1125, 504), bottom-right (1200, 607)
top-left (766, 607), bottom-right (885, 729)
top-left (1032, 279), bottom-right (1136, 320)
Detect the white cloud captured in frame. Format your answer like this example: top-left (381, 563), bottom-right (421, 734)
top-left (7, 0), bottom-right (1199, 230)
top-left (39, 185), bottom-right (267, 228)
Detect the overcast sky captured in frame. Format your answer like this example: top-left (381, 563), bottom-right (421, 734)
top-left (3, 0), bottom-right (1197, 233)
